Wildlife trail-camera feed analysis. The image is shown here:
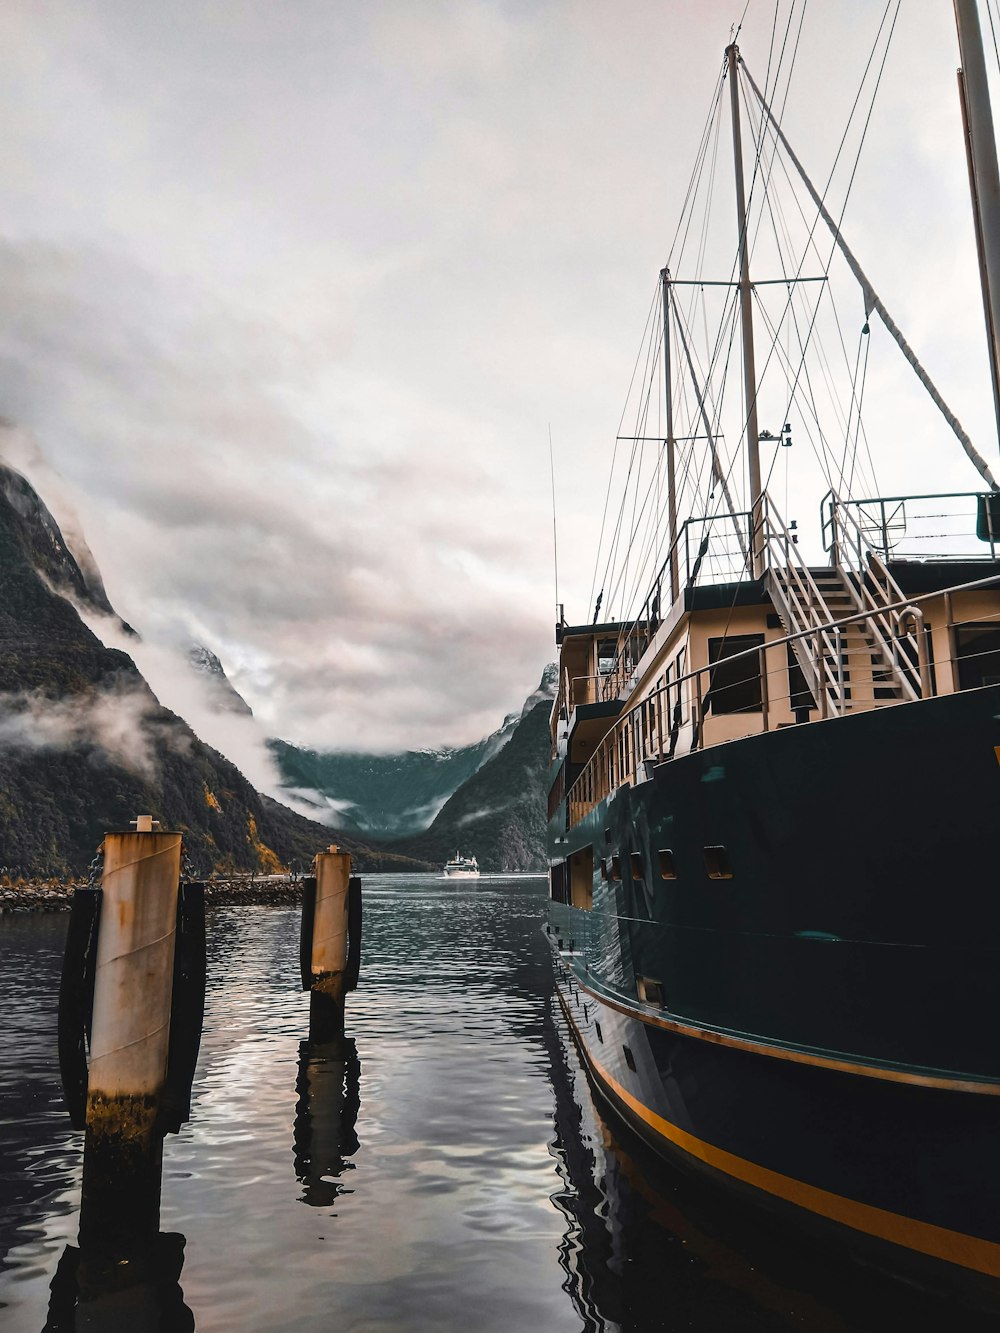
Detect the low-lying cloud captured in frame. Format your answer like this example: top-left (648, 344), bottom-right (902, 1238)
top-left (0, 680), bottom-right (188, 780)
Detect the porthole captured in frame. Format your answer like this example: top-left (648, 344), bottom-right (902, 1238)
top-left (600, 858), bottom-right (608, 881)
top-left (623, 1045), bottom-right (637, 1072)
top-left (658, 849), bottom-right (677, 880)
top-left (629, 852), bottom-right (643, 881)
top-left (609, 855), bottom-right (622, 881)
top-left (595, 1021), bottom-right (604, 1043)
top-left (703, 845), bottom-right (734, 880)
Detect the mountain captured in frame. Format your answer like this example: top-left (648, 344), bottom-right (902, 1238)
top-left (187, 642), bottom-right (255, 715)
top-left (271, 702), bottom-right (529, 838)
top-left (0, 460), bottom-right (429, 877)
top-left (375, 683), bottom-right (554, 872)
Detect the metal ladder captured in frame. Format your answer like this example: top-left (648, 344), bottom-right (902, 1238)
top-left (763, 497), bottom-right (926, 716)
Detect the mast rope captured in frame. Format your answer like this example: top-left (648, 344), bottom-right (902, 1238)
top-left (722, 6), bottom-right (897, 504)
top-left (741, 48), bottom-right (1000, 490)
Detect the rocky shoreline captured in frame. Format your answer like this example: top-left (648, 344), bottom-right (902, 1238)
top-left (0, 875), bottom-right (309, 914)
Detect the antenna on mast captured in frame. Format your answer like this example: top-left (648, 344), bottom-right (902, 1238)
top-left (549, 425), bottom-right (563, 633)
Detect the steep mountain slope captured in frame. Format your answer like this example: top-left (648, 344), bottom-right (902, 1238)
top-left (271, 726), bottom-right (513, 836)
top-left (0, 463), bottom-right (428, 876)
top-left (379, 695), bottom-right (552, 872)
top-left (272, 663), bottom-right (558, 838)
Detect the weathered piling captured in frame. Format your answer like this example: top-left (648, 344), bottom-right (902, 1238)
top-left (77, 816), bottom-right (182, 1241)
top-left (300, 845), bottom-right (361, 1039)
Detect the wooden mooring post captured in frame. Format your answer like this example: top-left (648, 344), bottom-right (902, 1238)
top-left (81, 815), bottom-right (182, 1239)
top-left (58, 814), bottom-right (206, 1257)
top-left (300, 845), bottom-right (362, 1041)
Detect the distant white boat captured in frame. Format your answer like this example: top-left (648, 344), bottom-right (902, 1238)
top-left (442, 852), bottom-right (479, 878)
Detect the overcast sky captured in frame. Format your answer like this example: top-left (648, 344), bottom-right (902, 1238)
top-left (0, 0), bottom-right (996, 752)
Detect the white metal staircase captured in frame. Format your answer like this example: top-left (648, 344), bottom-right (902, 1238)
top-left (763, 496), bottom-right (928, 716)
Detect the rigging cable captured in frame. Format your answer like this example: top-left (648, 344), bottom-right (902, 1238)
top-left (741, 29), bottom-right (999, 490)
top-left (717, 4), bottom-right (901, 510)
top-left (588, 281), bottom-right (661, 620)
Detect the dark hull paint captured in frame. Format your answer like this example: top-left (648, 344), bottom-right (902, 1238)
top-left (548, 684), bottom-right (1000, 1282)
top-left (551, 954), bottom-right (1000, 1290)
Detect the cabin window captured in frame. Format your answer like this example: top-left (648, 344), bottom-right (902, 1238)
top-left (597, 638), bottom-right (617, 675)
top-left (569, 846), bottom-right (594, 910)
top-left (703, 845), bottom-right (734, 879)
top-left (629, 852), bottom-right (644, 881)
top-left (599, 857), bottom-right (608, 881)
top-left (595, 1022), bottom-right (604, 1043)
top-left (658, 849), bottom-right (677, 879)
top-left (956, 623), bottom-right (1000, 689)
top-left (637, 976), bottom-right (664, 1008)
top-left (609, 855), bottom-right (623, 881)
top-left (706, 634), bottom-right (764, 714)
top-left (623, 1045), bottom-right (637, 1072)
top-left (786, 643), bottom-right (815, 713)
top-left (548, 862), bottom-right (568, 903)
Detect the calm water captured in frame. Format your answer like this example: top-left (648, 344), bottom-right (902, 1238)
top-left (0, 875), bottom-right (993, 1331)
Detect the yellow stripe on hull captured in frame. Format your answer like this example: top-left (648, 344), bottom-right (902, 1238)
top-left (559, 990), bottom-right (1000, 1279)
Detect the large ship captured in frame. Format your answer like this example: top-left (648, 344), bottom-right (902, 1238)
top-left (547, 6), bottom-right (1000, 1295)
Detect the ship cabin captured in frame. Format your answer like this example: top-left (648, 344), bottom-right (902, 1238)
top-left (548, 488), bottom-right (1000, 904)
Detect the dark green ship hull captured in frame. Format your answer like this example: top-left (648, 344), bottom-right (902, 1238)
top-left (547, 683), bottom-right (1000, 1285)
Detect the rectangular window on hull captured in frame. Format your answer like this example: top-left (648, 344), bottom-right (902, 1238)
top-left (629, 852), bottom-right (643, 881)
top-left (706, 634), bottom-right (765, 714)
top-left (609, 855), bottom-right (623, 881)
top-left (637, 976), bottom-right (664, 1007)
top-left (703, 845), bottom-right (734, 879)
top-left (658, 849), bottom-right (677, 880)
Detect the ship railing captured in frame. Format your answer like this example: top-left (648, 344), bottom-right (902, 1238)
top-left (563, 568), bottom-right (1000, 829)
top-left (598, 511), bottom-right (753, 703)
top-left (822, 490), bottom-right (1000, 564)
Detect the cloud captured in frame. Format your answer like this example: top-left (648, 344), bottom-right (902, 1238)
top-left (0, 0), bottom-right (992, 760)
top-left (0, 679), bottom-right (188, 780)
top-left (456, 805), bottom-right (505, 828)
top-left (0, 241), bottom-right (551, 751)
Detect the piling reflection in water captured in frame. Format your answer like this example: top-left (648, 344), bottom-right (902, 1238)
top-left (293, 1033), bottom-right (361, 1209)
top-left (43, 1230), bottom-right (193, 1333)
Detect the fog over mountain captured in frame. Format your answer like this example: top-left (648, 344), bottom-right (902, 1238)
top-left (273, 664), bottom-right (557, 839)
top-left (0, 457), bottom-right (428, 875)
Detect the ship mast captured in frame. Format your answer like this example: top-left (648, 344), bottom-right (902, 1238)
top-left (726, 42), bottom-right (765, 577)
top-left (954, 0), bottom-right (1000, 455)
top-left (661, 268), bottom-right (680, 603)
